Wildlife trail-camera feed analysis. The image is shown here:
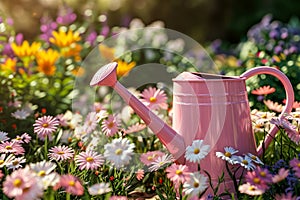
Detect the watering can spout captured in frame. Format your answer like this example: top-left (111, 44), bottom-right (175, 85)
top-left (90, 62), bottom-right (186, 163)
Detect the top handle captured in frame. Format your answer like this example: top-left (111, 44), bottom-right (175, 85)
top-left (240, 66), bottom-right (295, 156)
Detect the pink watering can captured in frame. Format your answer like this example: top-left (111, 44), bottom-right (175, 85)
top-left (90, 62), bottom-right (294, 190)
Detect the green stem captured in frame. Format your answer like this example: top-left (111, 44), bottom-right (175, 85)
top-left (66, 193), bottom-right (70, 200)
top-left (44, 136), bottom-right (48, 160)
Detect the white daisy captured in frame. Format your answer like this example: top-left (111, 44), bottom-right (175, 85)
top-left (183, 172), bottom-right (208, 197)
top-left (88, 182), bottom-right (111, 195)
top-left (216, 147), bottom-right (239, 164)
top-left (247, 153), bottom-right (264, 165)
top-left (148, 154), bottom-right (174, 172)
top-left (7, 156), bottom-right (26, 170)
top-left (104, 138), bottom-right (135, 169)
top-left (0, 131), bottom-right (9, 142)
top-left (0, 154), bottom-right (15, 168)
top-left (236, 155), bottom-right (256, 170)
top-left (29, 161), bottom-right (58, 189)
top-left (185, 140), bottom-right (210, 163)
top-left (11, 109), bottom-right (30, 119)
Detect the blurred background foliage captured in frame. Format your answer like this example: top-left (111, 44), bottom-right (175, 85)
top-left (2, 0), bottom-right (300, 44)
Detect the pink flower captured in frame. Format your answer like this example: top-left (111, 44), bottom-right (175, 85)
top-left (48, 145), bottom-right (74, 161)
top-left (54, 174), bottom-right (84, 196)
top-left (3, 167), bottom-right (43, 200)
top-left (21, 132), bottom-right (31, 143)
top-left (166, 163), bottom-right (191, 186)
top-left (251, 85), bottom-right (276, 95)
top-left (238, 183), bottom-right (265, 196)
top-left (0, 141), bottom-right (25, 155)
top-left (33, 115), bottom-right (59, 140)
top-left (270, 117), bottom-right (300, 144)
top-left (101, 114), bottom-right (120, 137)
top-left (264, 100), bottom-right (283, 112)
top-left (245, 167), bottom-right (272, 190)
top-left (140, 151), bottom-right (165, 166)
top-left (124, 123), bottom-right (146, 135)
top-left (140, 87), bottom-right (168, 110)
top-left (136, 169), bottom-right (144, 181)
top-left (275, 192), bottom-right (296, 200)
top-left (272, 168), bottom-right (289, 183)
top-left (84, 112), bottom-right (99, 133)
top-left (75, 150), bottom-right (104, 170)
top-left (110, 196), bottom-right (128, 200)
top-left (289, 158), bottom-right (300, 178)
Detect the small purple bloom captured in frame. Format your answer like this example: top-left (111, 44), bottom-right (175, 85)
top-left (269, 30), bottom-right (278, 39)
top-left (101, 25), bottom-right (110, 37)
top-left (15, 33), bottom-right (23, 45)
top-left (86, 31), bottom-right (98, 46)
top-left (289, 46), bottom-right (298, 54)
top-left (56, 7), bottom-right (77, 25)
top-left (274, 45), bottom-right (283, 54)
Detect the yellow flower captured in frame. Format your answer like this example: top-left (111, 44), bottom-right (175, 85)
top-left (36, 49), bottom-right (59, 76)
top-left (116, 60), bottom-right (136, 77)
top-left (98, 44), bottom-right (115, 61)
top-left (11, 40), bottom-right (41, 58)
top-left (1, 58), bottom-right (17, 72)
top-left (49, 29), bottom-right (81, 48)
top-left (61, 43), bottom-right (82, 61)
top-left (71, 66), bottom-right (85, 77)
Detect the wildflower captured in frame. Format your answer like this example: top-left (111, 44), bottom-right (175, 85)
top-left (56, 6), bottom-right (77, 25)
top-left (140, 87), bottom-right (168, 110)
top-left (247, 153), bottom-right (264, 165)
top-left (251, 85), bottom-right (276, 95)
top-left (48, 145), bottom-right (74, 161)
top-left (0, 141), bottom-right (25, 155)
top-left (289, 158), bottom-right (300, 178)
top-left (49, 29), bottom-right (81, 48)
top-left (3, 167), bottom-right (43, 200)
top-left (54, 174), bottom-right (84, 196)
top-left (183, 172), bottom-right (208, 197)
top-left (252, 119), bottom-right (269, 133)
top-left (83, 112), bottom-right (99, 133)
top-left (149, 154), bottom-right (174, 172)
top-left (0, 58), bottom-right (17, 72)
top-left (275, 192), bottom-right (296, 200)
top-left (104, 138), bottom-right (135, 169)
top-left (0, 154), bottom-right (15, 168)
top-left (236, 155), bottom-right (256, 170)
top-left (11, 109), bottom-right (31, 120)
top-left (75, 150), bottom-right (104, 170)
top-left (116, 60), bottom-right (136, 77)
top-left (20, 132), bottom-right (31, 143)
top-left (245, 167), bottom-right (272, 190)
top-left (0, 131), bottom-right (9, 142)
top-left (11, 40), bottom-right (41, 59)
top-left (124, 123), bottom-right (146, 135)
top-left (272, 168), bottom-right (289, 183)
top-left (185, 140), bottom-right (210, 163)
top-left (98, 44), bottom-right (115, 60)
top-left (140, 151), bottom-right (165, 166)
top-left (88, 182), bottom-right (111, 195)
top-left (36, 49), bottom-right (59, 76)
top-left (238, 183), bottom-right (265, 196)
top-left (166, 163), bottom-right (191, 185)
top-left (216, 147), bottom-right (239, 164)
top-left (7, 156), bottom-right (26, 170)
top-left (101, 114), bottom-right (120, 137)
top-left (264, 100), bottom-right (284, 112)
top-left (136, 169), bottom-right (145, 181)
top-left (33, 115), bottom-right (59, 141)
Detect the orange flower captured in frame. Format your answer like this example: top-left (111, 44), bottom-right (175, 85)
top-left (49, 29), bottom-right (81, 48)
top-left (263, 100), bottom-right (284, 113)
top-left (282, 99), bottom-right (300, 109)
top-left (251, 86), bottom-right (276, 95)
top-left (116, 60), bottom-right (136, 77)
top-left (11, 40), bottom-right (41, 67)
top-left (36, 49), bottom-right (59, 76)
top-left (98, 44), bottom-right (115, 61)
top-left (71, 66), bottom-right (85, 77)
top-left (1, 58), bottom-right (17, 72)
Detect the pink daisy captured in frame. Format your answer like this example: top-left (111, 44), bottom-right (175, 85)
top-left (48, 145), bottom-right (74, 161)
top-left (166, 163), bottom-right (191, 186)
top-left (136, 169), bottom-right (145, 181)
top-left (7, 156), bottom-right (26, 170)
top-left (140, 87), bottom-right (168, 110)
top-left (84, 112), bottom-right (99, 134)
top-left (140, 151), bottom-right (165, 166)
top-left (21, 132), bottom-right (31, 143)
top-left (275, 192), bottom-right (296, 200)
top-left (251, 85), bottom-right (276, 95)
top-left (289, 158), bottom-right (300, 178)
top-left (75, 150), bottom-right (104, 170)
top-left (124, 123), bottom-right (146, 135)
top-left (238, 183), bottom-right (265, 196)
top-left (0, 141), bottom-right (25, 155)
top-left (33, 115), bottom-right (59, 140)
top-left (101, 114), bottom-right (120, 137)
top-left (54, 174), bottom-right (84, 196)
top-left (245, 167), bottom-right (272, 190)
top-left (263, 100), bottom-right (283, 112)
top-left (3, 167), bottom-right (43, 200)
top-left (272, 168), bottom-right (289, 183)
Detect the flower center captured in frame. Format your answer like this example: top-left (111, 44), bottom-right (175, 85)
top-left (261, 113), bottom-right (267, 119)
top-left (13, 179), bottom-right (22, 187)
top-left (224, 152), bottom-right (231, 157)
top-left (260, 171), bottom-right (266, 177)
top-left (297, 163), bottom-right (300, 168)
top-left (108, 122), bottom-right (114, 128)
top-left (242, 160), bottom-right (248, 165)
top-left (115, 148), bottom-right (123, 155)
top-left (42, 123), bottom-right (49, 128)
top-left (16, 136), bottom-right (22, 140)
top-left (175, 170), bottom-right (182, 175)
top-left (149, 97), bottom-right (157, 103)
top-left (193, 182), bottom-right (199, 188)
top-left (193, 148), bottom-right (200, 154)
top-left (38, 170), bottom-right (46, 177)
top-left (68, 181), bottom-right (75, 186)
top-left (86, 157), bottom-right (94, 162)
top-left (12, 160), bottom-right (19, 166)
top-left (249, 186), bottom-right (256, 191)
top-left (5, 145), bottom-right (12, 150)
top-left (0, 160), bottom-right (4, 165)
top-left (58, 151), bottom-right (65, 155)
top-left (251, 155), bottom-right (257, 160)
top-left (147, 156), bottom-right (154, 161)
top-left (253, 177), bottom-right (260, 184)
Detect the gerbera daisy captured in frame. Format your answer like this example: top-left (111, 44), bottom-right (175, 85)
top-left (238, 183), bottom-right (265, 196)
top-left (0, 131), bottom-right (9, 142)
top-left (11, 109), bottom-right (30, 119)
top-left (0, 141), bottom-right (25, 155)
top-left (104, 138), bottom-right (135, 169)
top-left (75, 150), bottom-right (104, 170)
top-left (183, 172), bottom-right (208, 197)
top-left (140, 151), bottom-right (165, 166)
top-left (185, 140), bottom-right (210, 163)
top-left (166, 163), bottom-right (191, 185)
top-left (33, 115), bottom-right (59, 140)
top-left (48, 145), bottom-right (74, 161)
top-left (216, 147), bottom-right (239, 165)
top-left (7, 156), bottom-right (26, 170)
top-left (149, 154), bottom-right (174, 172)
top-left (36, 48), bottom-right (59, 76)
top-left (3, 167), bottom-right (43, 200)
top-left (140, 87), bottom-right (168, 110)
top-left (54, 174), bottom-right (84, 196)
top-left (88, 182), bottom-right (111, 195)
top-left (49, 29), bottom-right (81, 48)
top-left (251, 85), bottom-right (276, 95)
top-left (101, 114), bottom-right (120, 137)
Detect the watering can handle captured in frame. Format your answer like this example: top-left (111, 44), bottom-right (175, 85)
top-left (240, 66), bottom-right (294, 156)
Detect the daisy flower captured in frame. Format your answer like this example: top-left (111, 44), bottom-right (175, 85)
top-left (3, 167), bottom-right (43, 200)
top-left (183, 172), bottom-right (208, 197)
top-left (54, 174), bottom-right (84, 196)
top-left (235, 155), bottom-right (256, 170)
top-left (0, 154), bottom-right (15, 168)
top-left (166, 163), bottom-right (191, 185)
top-left (0, 141), bottom-right (25, 155)
top-left (84, 112), bottom-right (99, 133)
top-left (251, 85), bottom-right (276, 95)
top-left (74, 125), bottom-right (89, 139)
top-left (124, 123), bottom-right (146, 135)
top-left (216, 147), bottom-right (239, 165)
top-left (149, 154), bottom-right (174, 172)
top-left (245, 168), bottom-right (271, 190)
top-left (11, 109), bottom-right (30, 119)
top-left (289, 158), bottom-right (300, 178)
top-left (263, 100), bottom-right (283, 113)
top-left (247, 153), bottom-right (264, 165)
top-left (88, 182), bottom-right (111, 195)
top-left (104, 138), bottom-right (135, 169)
top-left (275, 192), bottom-right (296, 200)
top-left (7, 156), bottom-right (26, 170)
top-left (93, 102), bottom-right (105, 113)
top-left (140, 87), bottom-right (168, 110)
top-left (75, 150), bottom-right (104, 170)
top-left (185, 140), bottom-right (210, 163)
top-left (0, 131), bottom-right (9, 142)
top-left (140, 151), bottom-right (165, 166)
top-left (48, 145), bottom-right (74, 161)
top-left (136, 169), bottom-right (145, 181)
top-left (272, 168), bottom-right (289, 183)
top-left (33, 115), bottom-right (59, 140)
top-left (101, 114), bottom-right (120, 137)
top-left (238, 183), bottom-right (265, 196)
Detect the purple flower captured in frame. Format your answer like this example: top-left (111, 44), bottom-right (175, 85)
top-left (15, 33), bottom-right (23, 45)
top-left (56, 7), bottom-right (77, 25)
top-left (289, 158), bottom-right (300, 178)
top-left (274, 45), bottom-right (283, 54)
top-left (101, 25), bottom-right (110, 37)
top-left (39, 16), bottom-right (58, 42)
top-left (85, 31), bottom-right (98, 46)
top-left (245, 167), bottom-right (272, 190)
top-left (269, 30), bottom-right (278, 39)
